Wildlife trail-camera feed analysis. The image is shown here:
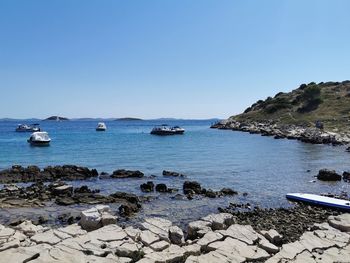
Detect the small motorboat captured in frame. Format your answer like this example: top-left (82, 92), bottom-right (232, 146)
top-left (150, 125), bottom-right (185, 135)
top-left (27, 132), bottom-right (51, 146)
top-left (96, 122), bottom-right (107, 131)
top-left (16, 124), bottom-right (40, 132)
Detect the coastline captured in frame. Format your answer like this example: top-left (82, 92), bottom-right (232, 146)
top-left (211, 119), bottom-right (350, 146)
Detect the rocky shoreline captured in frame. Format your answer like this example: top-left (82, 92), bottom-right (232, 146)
top-left (211, 120), bottom-right (350, 146)
top-left (0, 204), bottom-right (348, 262)
top-left (0, 164), bottom-right (349, 261)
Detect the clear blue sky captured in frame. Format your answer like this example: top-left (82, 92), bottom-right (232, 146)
top-left (1, 0), bottom-right (349, 119)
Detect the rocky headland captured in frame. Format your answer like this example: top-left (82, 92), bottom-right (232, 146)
top-left (212, 81), bottom-right (350, 146)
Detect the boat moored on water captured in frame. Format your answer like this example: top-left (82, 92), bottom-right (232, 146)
top-left (16, 124), bottom-right (40, 132)
top-left (96, 122), bottom-right (107, 131)
top-left (27, 132), bottom-right (51, 146)
top-left (150, 125), bottom-right (185, 135)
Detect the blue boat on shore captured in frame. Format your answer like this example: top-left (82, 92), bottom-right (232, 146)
top-left (286, 193), bottom-right (350, 211)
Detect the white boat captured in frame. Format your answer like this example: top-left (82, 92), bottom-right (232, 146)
top-left (27, 132), bottom-right (51, 146)
top-left (286, 193), bottom-right (350, 211)
top-left (150, 125), bottom-right (185, 135)
top-left (96, 122), bottom-right (107, 131)
top-left (16, 124), bottom-right (40, 132)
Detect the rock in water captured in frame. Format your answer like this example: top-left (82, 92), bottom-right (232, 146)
top-left (183, 181), bottom-right (202, 194)
top-left (317, 169), bottom-right (342, 181)
top-left (155, 184), bottom-right (168, 193)
top-left (162, 170), bottom-right (185, 177)
top-left (140, 181), bottom-right (154, 192)
top-left (111, 169), bottom-right (144, 178)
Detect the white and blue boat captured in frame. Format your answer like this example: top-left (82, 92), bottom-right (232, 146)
top-left (286, 193), bottom-right (350, 211)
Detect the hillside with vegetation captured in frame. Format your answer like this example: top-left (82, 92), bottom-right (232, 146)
top-left (227, 81), bottom-right (350, 132)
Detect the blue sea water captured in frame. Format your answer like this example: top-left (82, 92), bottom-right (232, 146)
top-left (0, 119), bottom-right (349, 225)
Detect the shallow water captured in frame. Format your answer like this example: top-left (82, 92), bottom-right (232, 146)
top-left (0, 119), bottom-right (349, 225)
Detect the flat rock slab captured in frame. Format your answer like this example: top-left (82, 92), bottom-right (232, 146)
top-left (15, 220), bottom-right (45, 237)
top-left (31, 230), bottom-right (62, 245)
top-left (144, 245), bottom-right (186, 263)
top-left (56, 224), bottom-right (87, 237)
top-left (0, 244), bottom-right (52, 262)
top-left (201, 213), bottom-right (235, 230)
top-left (88, 224), bottom-right (126, 242)
top-left (187, 220), bottom-right (212, 239)
top-left (115, 242), bottom-right (142, 260)
top-left (328, 213), bottom-right (350, 232)
top-left (186, 250), bottom-right (245, 263)
top-left (197, 231), bottom-right (223, 250)
top-left (149, 240), bottom-right (170, 251)
top-left (140, 230), bottom-right (160, 246)
top-left (218, 224), bottom-right (259, 245)
top-left (208, 237), bottom-right (270, 261)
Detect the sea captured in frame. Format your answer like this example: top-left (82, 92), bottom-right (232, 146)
top-left (0, 119), bottom-right (349, 226)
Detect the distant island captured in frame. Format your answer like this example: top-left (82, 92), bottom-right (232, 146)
top-left (115, 117), bottom-right (143, 121)
top-left (44, 116), bottom-right (70, 121)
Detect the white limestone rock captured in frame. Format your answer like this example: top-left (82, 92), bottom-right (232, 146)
top-left (88, 224), bottom-right (126, 242)
top-left (197, 231), bottom-right (223, 251)
top-left (101, 212), bottom-right (118, 226)
top-left (201, 213), bottom-right (235, 230)
top-left (140, 230), bottom-right (160, 246)
top-left (187, 220), bottom-right (211, 239)
top-left (168, 226), bottom-right (184, 245)
top-left (328, 213), bottom-right (350, 232)
top-left (144, 244), bottom-right (186, 263)
top-left (80, 208), bottom-right (102, 231)
top-left (14, 220), bottom-right (44, 237)
top-left (115, 241), bottom-right (142, 260)
top-left (183, 244), bottom-right (201, 257)
top-left (95, 204), bottom-right (111, 213)
top-left (141, 218), bottom-right (172, 242)
top-left (30, 230), bottom-right (61, 245)
top-left (218, 224), bottom-right (259, 245)
top-left (124, 226), bottom-right (141, 241)
top-left (56, 224), bottom-right (87, 237)
top-left (150, 240), bottom-right (170, 251)
top-left (260, 229), bottom-right (283, 245)
top-left (208, 237), bottom-right (270, 261)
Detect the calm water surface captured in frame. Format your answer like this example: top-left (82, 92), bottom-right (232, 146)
top-left (0, 119), bottom-right (349, 225)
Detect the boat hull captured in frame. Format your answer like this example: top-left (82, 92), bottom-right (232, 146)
top-left (16, 128), bottom-right (40, 132)
top-left (96, 128), bottom-right (106, 131)
top-left (150, 130), bottom-right (180, 135)
top-left (286, 193), bottom-right (350, 211)
top-left (28, 140), bottom-right (50, 146)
